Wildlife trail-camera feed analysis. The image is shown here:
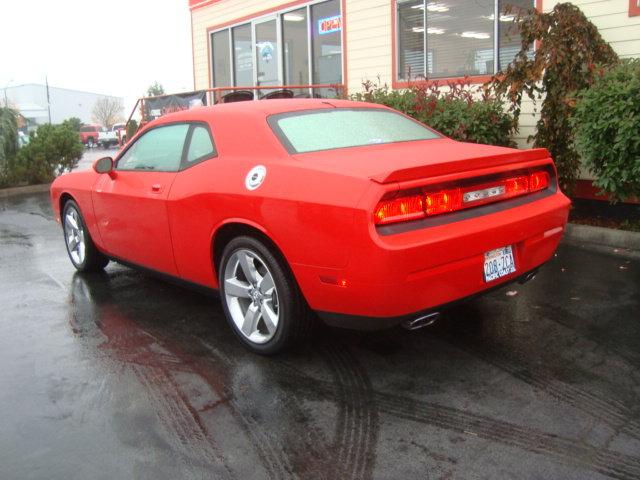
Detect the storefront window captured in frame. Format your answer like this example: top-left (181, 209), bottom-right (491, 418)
top-left (232, 24), bottom-right (253, 87)
top-left (211, 30), bottom-right (231, 88)
top-left (255, 19), bottom-right (280, 87)
top-left (210, 0), bottom-right (342, 97)
top-left (498, 0), bottom-right (536, 69)
top-left (396, 0), bottom-right (534, 80)
top-left (311, 0), bottom-right (343, 85)
top-left (283, 8), bottom-right (309, 86)
top-left (397, 0), bottom-right (425, 79)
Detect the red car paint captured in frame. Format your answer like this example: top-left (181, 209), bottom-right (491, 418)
top-left (50, 99), bottom-right (570, 327)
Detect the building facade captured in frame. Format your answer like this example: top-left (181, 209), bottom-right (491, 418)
top-left (190, 0), bottom-right (640, 146)
top-left (0, 83), bottom-right (123, 129)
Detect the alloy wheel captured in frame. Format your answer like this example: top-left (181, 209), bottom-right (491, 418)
top-left (223, 249), bottom-right (280, 344)
top-left (64, 207), bottom-right (86, 266)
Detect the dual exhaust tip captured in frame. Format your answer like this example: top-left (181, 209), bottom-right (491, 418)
top-left (402, 312), bottom-right (439, 330)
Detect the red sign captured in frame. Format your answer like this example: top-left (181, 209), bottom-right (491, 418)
top-left (318, 15), bottom-right (342, 35)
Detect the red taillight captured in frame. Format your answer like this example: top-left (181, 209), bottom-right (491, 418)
top-left (529, 171), bottom-right (549, 192)
top-left (425, 188), bottom-right (462, 215)
top-left (374, 195), bottom-right (425, 225)
top-left (374, 169), bottom-right (551, 225)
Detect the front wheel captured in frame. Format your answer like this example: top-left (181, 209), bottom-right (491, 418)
top-left (219, 236), bottom-right (313, 354)
top-left (62, 200), bottom-right (109, 272)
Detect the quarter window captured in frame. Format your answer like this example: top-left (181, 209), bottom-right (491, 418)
top-left (117, 124), bottom-right (189, 172)
top-left (187, 125), bottom-right (215, 163)
top-left (396, 0), bottom-right (534, 80)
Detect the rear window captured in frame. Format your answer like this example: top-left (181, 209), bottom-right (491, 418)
top-left (268, 108), bottom-right (440, 154)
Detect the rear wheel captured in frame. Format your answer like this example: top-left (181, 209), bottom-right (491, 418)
top-left (62, 200), bottom-right (109, 272)
top-left (219, 236), bottom-right (313, 354)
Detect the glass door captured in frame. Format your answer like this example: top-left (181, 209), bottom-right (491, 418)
top-left (254, 17), bottom-right (281, 96)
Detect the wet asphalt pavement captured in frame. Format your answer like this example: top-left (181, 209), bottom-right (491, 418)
top-left (1, 191), bottom-right (639, 480)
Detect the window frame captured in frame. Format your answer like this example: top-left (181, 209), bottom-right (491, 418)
top-left (115, 121), bottom-right (217, 173)
top-left (207, 0), bottom-right (345, 94)
top-left (392, 0), bottom-right (537, 87)
top-left (267, 107), bottom-right (442, 154)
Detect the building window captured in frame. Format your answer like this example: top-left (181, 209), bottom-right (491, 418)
top-left (283, 8), bottom-right (309, 85)
top-left (232, 24), bottom-right (253, 87)
top-left (311, 0), bottom-right (343, 85)
top-left (211, 30), bottom-right (231, 87)
top-left (396, 0), bottom-right (534, 80)
top-left (630, 0), bottom-right (640, 17)
top-left (210, 0), bottom-right (343, 96)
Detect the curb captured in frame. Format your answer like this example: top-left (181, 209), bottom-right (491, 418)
top-left (564, 223), bottom-right (640, 251)
top-left (0, 183), bottom-right (51, 199)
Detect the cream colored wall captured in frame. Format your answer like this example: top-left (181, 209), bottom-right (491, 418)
top-left (344, 0), bottom-right (392, 92)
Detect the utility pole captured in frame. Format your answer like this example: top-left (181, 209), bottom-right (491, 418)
top-left (45, 75), bottom-right (52, 124)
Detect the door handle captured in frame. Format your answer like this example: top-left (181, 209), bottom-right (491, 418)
top-left (151, 184), bottom-right (163, 193)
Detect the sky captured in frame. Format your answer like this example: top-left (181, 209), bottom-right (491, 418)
top-left (0, 0), bottom-right (193, 118)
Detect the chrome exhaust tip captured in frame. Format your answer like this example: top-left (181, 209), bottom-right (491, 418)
top-left (402, 312), bottom-right (439, 330)
top-left (518, 270), bottom-right (538, 284)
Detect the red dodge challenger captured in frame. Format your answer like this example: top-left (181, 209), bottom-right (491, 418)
top-left (50, 99), bottom-right (570, 354)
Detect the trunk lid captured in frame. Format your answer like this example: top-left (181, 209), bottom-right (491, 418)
top-left (292, 138), bottom-right (550, 183)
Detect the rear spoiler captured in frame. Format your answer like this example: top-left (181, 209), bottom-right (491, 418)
top-left (369, 148), bottom-right (551, 184)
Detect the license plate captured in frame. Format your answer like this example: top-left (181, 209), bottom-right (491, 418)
top-left (484, 246), bottom-right (516, 282)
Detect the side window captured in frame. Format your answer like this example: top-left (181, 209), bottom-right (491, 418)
top-left (117, 124), bottom-right (189, 172)
top-left (186, 125), bottom-right (216, 164)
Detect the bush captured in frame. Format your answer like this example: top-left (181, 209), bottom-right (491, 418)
top-left (352, 79), bottom-right (516, 147)
top-left (572, 59), bottom-right (640, 202)
top-left (15, 123), bottom-right (83, 184)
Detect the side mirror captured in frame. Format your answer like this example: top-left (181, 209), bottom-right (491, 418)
top-left (93, 156), bottom-right (114, 175)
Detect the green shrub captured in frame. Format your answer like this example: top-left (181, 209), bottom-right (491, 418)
top-left (15, 123), bottom-right (83, 184)
top-left (572, 59), bottom-right (640, 202)
top-left (352, 79), bottom-right (516, 147)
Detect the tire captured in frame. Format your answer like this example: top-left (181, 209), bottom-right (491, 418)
top-left (87, 137), bottom-right (95, 148)
top-left (219, 235), bottom-right (313, 355)
top-left (62, 200), bottom-right (109, 272)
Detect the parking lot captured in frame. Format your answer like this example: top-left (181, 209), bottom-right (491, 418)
top-left (1, 189), bottom-right (639, 480)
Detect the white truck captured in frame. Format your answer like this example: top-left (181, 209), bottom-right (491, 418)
top-left (98, 123), bottom-right (127, 149)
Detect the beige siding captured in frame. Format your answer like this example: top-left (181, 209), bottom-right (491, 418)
top-left (344, 0), bottom-right (392, 92)
top-left (545, 0), bottom-right (640, 58)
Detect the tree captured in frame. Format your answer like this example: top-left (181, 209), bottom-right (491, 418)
top-left (0, 106), bottom-right (19, 168)
top-left (146, 81), bottom-right (165, 97)
top-left (62, 117), bottom-right (82, 132)
top-left (15, 123), bottom-right (83, 184)
top-left (92, 97), bottom-right (124, 129)
top-left (492, 3), bottom-right (618, 193)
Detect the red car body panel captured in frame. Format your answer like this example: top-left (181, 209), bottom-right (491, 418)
top-left (51, 99), bottom-right (570, 327)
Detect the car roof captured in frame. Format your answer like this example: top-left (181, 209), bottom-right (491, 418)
top-left (148, 98), bottom-right (386, 125)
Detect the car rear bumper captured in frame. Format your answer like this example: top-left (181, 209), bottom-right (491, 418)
top-left (292, 191), bottom-right (570, 328)
top-left (316, 264), bottom-right (542, 330)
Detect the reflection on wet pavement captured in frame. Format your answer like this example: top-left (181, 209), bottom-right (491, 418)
top-left (1, 192), bottom-right (640, 480)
